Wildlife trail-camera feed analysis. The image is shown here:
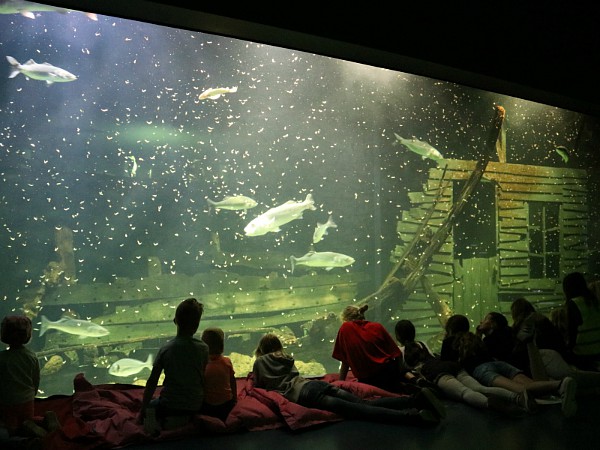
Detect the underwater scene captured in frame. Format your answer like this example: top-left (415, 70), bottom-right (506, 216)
top-left (2, 2), bottom-right (600, 397)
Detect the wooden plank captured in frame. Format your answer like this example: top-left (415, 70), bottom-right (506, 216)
top-left (43, 272), bottom-right (369, 306)
top-left (500, 249), bottom-right (530, 259)
top-left (499, 233), bottom-right (526, 243)
top-left (498, 240), bottom-right (529, 251)
top-left (499, 191), bottom-right (585, 203)
top-left (498, 279), bottom-right (557, 290)
top-left (498, 219), bottom-right (529, 232)
top-left (499, 182), bottom-right (585, 195)
top-left (500, 267), bottom-right (530, 277)
top-left (498, 200), bottom-right (526, 210)
top-left (408, 191), bottom-right (451, 205)
top-left (41, 301), bottom-right (350, 349)
top-left (430, 159), bottom-right (587, 180)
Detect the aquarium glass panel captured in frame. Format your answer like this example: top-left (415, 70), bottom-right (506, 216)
top-left (1, 2), bottom-right (599, 397)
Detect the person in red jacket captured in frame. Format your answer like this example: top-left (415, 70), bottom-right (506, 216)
top-left (332, 304), bottom-right (413, 393)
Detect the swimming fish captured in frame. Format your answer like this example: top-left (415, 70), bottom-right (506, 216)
top-left (39, 315), bottom-right (109, 338)
top-left (207, 195), bottom-right (258, 211)
top-left (244, 193), bottom-right (316, 236)
top-left (290, 251), bottom-right (355, 274)
top-left (394, 133), bottom-right (444, 161)
top-left (127, 155), bottom-right (138, 177)
top-left (6, 56), bottom-right (77, 84)
top-left (0, 1), bottom-right (98, 20)
top-left (198, 86), bottom-right (238, 100)
top-left (312, 215), bottom-right (337, 244)
top-left (108, 354), bottom-right (154, 377)
top-left (555, 145), bottom-right (570, 163)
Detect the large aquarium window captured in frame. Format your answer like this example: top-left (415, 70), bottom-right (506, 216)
top-left (1, 2), bottom-right (600, 397)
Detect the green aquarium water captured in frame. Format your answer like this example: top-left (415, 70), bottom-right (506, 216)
top-left (1, 2), bottom-right (600, 397)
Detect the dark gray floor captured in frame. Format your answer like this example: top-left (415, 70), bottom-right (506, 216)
top-left (129, 395), bottom-right (599, 450)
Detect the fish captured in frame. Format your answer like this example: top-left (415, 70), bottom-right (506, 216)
top-left (39, 315), bottom-right (109, 338)
top-left (0, 1), bottom-right (98, 20)
top-left (198, 86), bottom-right (238, 100)
top-left (127, 155), bottom-right (138, 177)
top-left (312, 215), bottom-right (337, 244)
top-left (394, 133), bottom-right (444, 161)
top-left (289, 251), bottom-right (355, 274)
top-left (555, 145), bottom-right (570, 163)
top-left (244, 193), bottom-right (316, 236)
top-left (6, 56), bottom-right (77, 84)
top-left (207, 195), bottom-right (258, 211)
top-left (108, 354), bottom-right (154, 377)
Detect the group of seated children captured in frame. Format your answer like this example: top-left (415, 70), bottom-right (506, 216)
top-left (4, 270), bottom-right (600, 443)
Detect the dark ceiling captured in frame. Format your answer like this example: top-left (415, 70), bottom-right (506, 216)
top-left (47, 1), bottom-right (600, 117)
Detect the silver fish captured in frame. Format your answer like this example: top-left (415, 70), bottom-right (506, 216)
top-left (7, 56), bottom-right (77, 84)
top-left (394, 133), bottom-right (444, 161)
top-left (290, 251), bottom-right (355, 274)
top-left (312, 215), bottom-right (337, 244)
top-left (244, 193), bottom-right (316, 236)
top-left (199, 86), bottom-right (238, 100)
top-left (207, 195), bottom-right (258, 211)
top-left (0, 1), bottom-right (97, 20)
top-left (39, 315), bottom-right (109, 338)
top-left (555, 146), bottom-right (570, 163)
top-left (108, 354), bottom-right (153, 377)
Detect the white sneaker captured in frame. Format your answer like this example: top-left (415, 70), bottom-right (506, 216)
top-left (559, 377), bottom-right (577, 418)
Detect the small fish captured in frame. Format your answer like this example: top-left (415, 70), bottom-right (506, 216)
top-left (6, 56), bottom-right (77, 84)
top-left (244, 193), bottom-right (316, 236)
top-left (394, 133), bottom-right (444, 161)
top-left (127, 155), bottom-right (138, 177)
top-left (290, 251), bottom-right (355, 274)
top-left (0, 1), bottom-right (98, 20)
top-left (39, 315), bottom-right (109, 338)
top-left (108, 354), bottom-right (154, 377)
top-left (207, 195), bottom-right (258, 211)
top-left (199, 86), bottom-right (238, 100)
top-left (312, 215), bottom-right (337, 244)
top-left (555, 145), bottom-right (570, 163)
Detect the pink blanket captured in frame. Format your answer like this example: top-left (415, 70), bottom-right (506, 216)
top-left (34, 373), bottom-right (404, 449)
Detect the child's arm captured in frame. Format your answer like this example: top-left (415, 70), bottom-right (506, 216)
top-left (230, 369), bottom-right (238, 402)
top-left (138, 364), bottom-right (161, 423)
top-left (338, 361), bottom-right (349, 381)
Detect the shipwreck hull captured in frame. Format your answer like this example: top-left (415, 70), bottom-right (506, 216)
top-left (38, 270), bottom-right (370, 355)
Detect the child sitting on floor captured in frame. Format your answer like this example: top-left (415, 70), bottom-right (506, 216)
top-left (201, 327), bottom-right (237, 422)
top-left (138, 298), bottom-right (209, 434)
top-left (0, 315), bottom-right (60, 449)
top-left (253, 333), bottom-right (446, 426)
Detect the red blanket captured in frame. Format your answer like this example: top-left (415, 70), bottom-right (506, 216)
top-left (34, 373), bottom-right (403, 449)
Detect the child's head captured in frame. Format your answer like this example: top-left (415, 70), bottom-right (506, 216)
top-left (563, 272), bottom-right (588, 298)
top-left (1, 315), bottom-right (33, 347)
top-left (395, 319), bottom-right (416, 345)
top-left (202, 327), bottom-right (224, 355)
top-left (255, 333), bottom-right (283, 357)
top-left (341, 304), bottom-right (368, 322)
top-left (174, 298), bottom-right (204, 336)
top-left (477, 312), bottom-right (507, 336)
top-left (445, 314), bottom-right (470, 336)
top-left (510, 297), bottom-right (535, 323)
